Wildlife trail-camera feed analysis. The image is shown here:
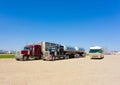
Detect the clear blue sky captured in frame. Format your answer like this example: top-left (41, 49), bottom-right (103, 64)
top-left (0, 0), bottom-right (120, 51)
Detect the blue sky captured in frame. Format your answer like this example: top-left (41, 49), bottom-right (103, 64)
top-left (0, 0), bottom-right (120, 51)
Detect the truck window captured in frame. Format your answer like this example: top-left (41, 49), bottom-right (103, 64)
top-left (24, 47), bottom-right (33, 50)
top-left (49, 48), bottom-right (56, 53)
top-left (24, 47), bottom-right (29, 50)
top-left (89, 49), bottom-right (102, 53)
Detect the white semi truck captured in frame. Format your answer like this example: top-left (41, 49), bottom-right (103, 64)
top-left (89, 46), bottom-right (104, 59)
top-left (38, 42), bottom-right (86, 61)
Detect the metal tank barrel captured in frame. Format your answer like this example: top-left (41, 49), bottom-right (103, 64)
top-left (64, 46), bottom-right (85, 52)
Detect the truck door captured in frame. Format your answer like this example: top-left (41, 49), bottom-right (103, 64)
top-left (35, 45), bottom-right (42, 56)
top-left (59, 46), bottom-right (64, 56)
top-left (49, 48), bottom-right (56, 56)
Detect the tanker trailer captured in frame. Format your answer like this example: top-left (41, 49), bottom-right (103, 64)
top-left (63, 46), bottom-right (86, 59)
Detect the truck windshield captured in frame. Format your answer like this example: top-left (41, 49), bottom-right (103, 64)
top-left (49, 48), bottom-right (56, 52)
top-left (89, 49), bottom-right (102, 53)
top-left (24, 47), bottom-right (30, 50)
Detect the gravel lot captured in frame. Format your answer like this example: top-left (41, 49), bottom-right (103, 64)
top-left (0, 55), bottom-right (120, 85)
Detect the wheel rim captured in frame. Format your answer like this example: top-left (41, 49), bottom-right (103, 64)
top-left (52, 56), bottom-right (55, 61)
top-left (66, 55), bottom-right (69, 59)
top-left (23, 56), bottom-right (27, 61)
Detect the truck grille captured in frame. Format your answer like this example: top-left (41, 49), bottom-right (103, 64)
top-left (16, 51), bottom-right (21, 56)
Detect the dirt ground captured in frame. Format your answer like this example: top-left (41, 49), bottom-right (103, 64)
top-left (0, 55), bottom-right (120, 85)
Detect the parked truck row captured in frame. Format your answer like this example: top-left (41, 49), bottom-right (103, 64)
top-left (15, 42), bottom-right (104, 61)
top-left (15, 42), bottom-right (86, 61)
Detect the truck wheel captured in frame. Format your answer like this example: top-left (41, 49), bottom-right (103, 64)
top-left (52, 56), bottom-right (55, 61)
top-left (38, 56), bottom-right (41, 60)
top-left (23, 56), bottom-right (28, 61)
top-left (16, 59), bottom-right (20, 61)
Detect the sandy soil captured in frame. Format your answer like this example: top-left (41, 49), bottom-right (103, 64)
top-left (0, 55), bottom-right (120, 85)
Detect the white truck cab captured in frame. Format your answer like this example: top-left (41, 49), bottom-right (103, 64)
top-left (89, 46), bottom-right (104, 59)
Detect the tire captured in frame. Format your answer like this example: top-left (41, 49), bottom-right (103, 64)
top-left (38, 56), bottom-right (41, 60)
top-left (23, 56), bottom-right (28, 61)
top-left (75, 54), bottom-right (79, 58)
top-left (65, 55), bottom-right (69, 59)
top-left (16, 59), bottom-right (20, 61)
top-left (35, 56), bottom-right (40, 60)
top-left (82, 53), bottom-right (86, 57)
top-left (52, 56), bottom-right (55, 61)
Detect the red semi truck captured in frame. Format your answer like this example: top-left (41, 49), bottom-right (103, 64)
top-left (15, 42), bottom-right (86, 61)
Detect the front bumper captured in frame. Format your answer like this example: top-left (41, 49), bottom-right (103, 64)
top-left (89, 53), bottom-right (102, 59)
top-left (15, 51), bottom-right (23, 60)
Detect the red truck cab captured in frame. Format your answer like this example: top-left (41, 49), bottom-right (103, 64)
top-left (15, 44), bottom-right (42, 61)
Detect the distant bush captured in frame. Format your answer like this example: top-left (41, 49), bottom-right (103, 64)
top-left (0, 54), bottom-right (14, 58)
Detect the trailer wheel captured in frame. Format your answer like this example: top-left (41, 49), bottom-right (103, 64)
top-left (35, 56), bottom-right (41, 60)
top-left (75, 54), bottom-right (80, 58)
top-left (65, 55), bottom-right (69, 59)
top-left (82, 53), bottom-right (86, 57)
